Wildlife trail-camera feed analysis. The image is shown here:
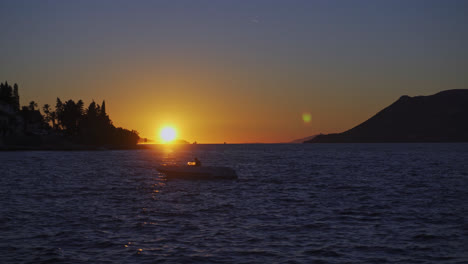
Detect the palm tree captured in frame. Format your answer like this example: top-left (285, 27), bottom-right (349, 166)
top-left (29, 101), bottom-right (38, 111)
top-left (43, 104), bottom-right (57, 128)
top-left (43, 104), bottom-right (51, 121)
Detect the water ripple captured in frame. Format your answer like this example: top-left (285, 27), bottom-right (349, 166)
top-left (0, 144), bottom-right (467, 263)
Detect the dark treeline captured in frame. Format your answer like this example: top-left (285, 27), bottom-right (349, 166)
top-left (44, 98), bottom-right (139, 145)
top-left (0, 81), bottom-right (139, 147)
top-left (0, 81), bottom-right (20, 110)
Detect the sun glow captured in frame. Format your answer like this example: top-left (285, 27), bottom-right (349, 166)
top-left (160, 126), bottom-right (177, 143)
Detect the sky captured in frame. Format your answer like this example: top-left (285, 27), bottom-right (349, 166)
top-left (1, 0), bottom-right (467, 143)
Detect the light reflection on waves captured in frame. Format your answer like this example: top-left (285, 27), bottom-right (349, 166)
top-left (0, 144), bottom-right (467, 263)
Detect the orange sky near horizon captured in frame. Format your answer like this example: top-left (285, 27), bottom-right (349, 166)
top-left (2, 1), bottom-right (467, 143)
top-left (10, 43), bottom-right (467, 143)
top-left (15, 66), bottom-right (449, 144)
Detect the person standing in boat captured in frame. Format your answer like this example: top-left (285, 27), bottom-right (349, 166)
top-left (194, 157), bottom-right (201, 166)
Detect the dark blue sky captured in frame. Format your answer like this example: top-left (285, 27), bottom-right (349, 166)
top-left (1, 0), bottom-right (467, 142)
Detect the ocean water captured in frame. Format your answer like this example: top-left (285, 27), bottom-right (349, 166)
top-left (0, 144), bottom-right (467, 264)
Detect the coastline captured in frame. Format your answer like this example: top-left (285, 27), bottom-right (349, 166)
top-left (0, 143), bottom-right (152, 151)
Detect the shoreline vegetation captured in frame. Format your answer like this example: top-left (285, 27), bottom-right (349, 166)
top-left (0, 81), bottom-right (140, 150)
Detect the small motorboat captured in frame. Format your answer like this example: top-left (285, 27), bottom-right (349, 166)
top-left (156, 165), bottom-right (238, 180)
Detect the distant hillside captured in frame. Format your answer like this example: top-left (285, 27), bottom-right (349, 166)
top-left (290, 134), bottom-right (321, 144)
top-left (306, 89), bottom-right (468, 143)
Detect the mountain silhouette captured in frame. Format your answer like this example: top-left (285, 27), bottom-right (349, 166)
top-left (306, 89), bottom-right (468, 143)
top-left (289, 134), bottom-right (321, 144)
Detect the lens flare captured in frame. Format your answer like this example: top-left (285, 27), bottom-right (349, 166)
top-left (302, 113), bottom-right (312, 123)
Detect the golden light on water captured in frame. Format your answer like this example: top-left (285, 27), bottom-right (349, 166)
top-left (160, 126), bottom-right (177, 143)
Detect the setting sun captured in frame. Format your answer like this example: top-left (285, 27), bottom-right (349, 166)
top-left (160, 126), bottom-right (177, 143)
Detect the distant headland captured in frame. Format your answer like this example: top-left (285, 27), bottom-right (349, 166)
top-left (0, 81), bottom-right (139, 150)
top-left (306, 89), bottom-right (468, 143)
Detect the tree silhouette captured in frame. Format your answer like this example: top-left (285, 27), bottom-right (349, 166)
top-left (28, 101), bottom-right (38, 111)
top-left (87, 101), bottom-right (97, 117)
top-left (100, 100), bottom-right (106, 117)
top-left (55, 98), bottom-right (64, 130)
top-left (43, 104), bottom-right (51, 120)
top-left (2, 82), bottom-right (140, 147)
top-left (42, 104), bottom-right (57, 129)
top-left (59, 99), bottom-right (84, 136)
top-left (0, 81), bottom-right (13, 105)
top-left (13, 83), bottom-right (19, 111)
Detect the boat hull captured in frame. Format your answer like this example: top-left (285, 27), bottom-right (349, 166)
top-left (156, 166), bottom-right (238, 180)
